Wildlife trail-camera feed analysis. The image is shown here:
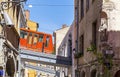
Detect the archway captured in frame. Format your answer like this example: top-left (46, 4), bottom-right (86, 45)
top-left (101, 11), bottom-right (107, 19)
top-left (81, 71), bottom-right (85, 77)
top-left (6, 57), bottom-right (16, 77)
top-left (91, 69), bottom-right (97, 77)
top-left (114, 70), bottom-right (120, 77)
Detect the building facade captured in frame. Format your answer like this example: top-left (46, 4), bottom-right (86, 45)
top-left (53, 24), bottom-right (74, 77)
top-left (25, 10), bottom-right (39, 31)
top-left (53, 24), bottom-right (70, 56)
top-left (101, 0), bottom-right (120, 76)
top-left (73, 0), bottom-right (102, 77)
top-left (0, 0), bottom-right (26, 77)
top-left (73, 0), bottom-right (120, 77)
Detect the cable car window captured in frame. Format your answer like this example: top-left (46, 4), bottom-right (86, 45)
top-left (33, 34), bottom-right (38, 45)
top-left (39, 34), bottom-right (44, 42)
top-left (28, 32), bottom-right (32, 44)
top-left (20, 30), bottom-right (27, 39)
top-left (45, 36), bottom-right (49, 47)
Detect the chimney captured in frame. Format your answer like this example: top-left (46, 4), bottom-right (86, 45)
top-left (62, 24), bottom-right (67, 28)
top-left (25, 10), bottom-right (30, 20)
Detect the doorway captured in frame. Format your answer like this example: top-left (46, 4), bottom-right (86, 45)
top-left (114, 70), bottom-right (120, 77)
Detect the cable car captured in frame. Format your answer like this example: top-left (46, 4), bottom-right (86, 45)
top-left (20, 28), bottom-right (54, 54)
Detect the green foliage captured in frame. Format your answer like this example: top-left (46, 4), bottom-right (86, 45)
top-left (87, 43), bottom-right (114, 77)
top-left (87, 43), bottom-right (104, 64)
top-left (96, 52), bottom-right (104, 64)
top-left (87, 43), bottom-right (96, 54)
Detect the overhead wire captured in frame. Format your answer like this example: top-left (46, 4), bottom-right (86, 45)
top-left (25, 4), bottom-right (74, 7)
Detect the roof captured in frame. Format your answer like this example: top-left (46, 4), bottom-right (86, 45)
top-left (20, 28), bottom-right (52, 36)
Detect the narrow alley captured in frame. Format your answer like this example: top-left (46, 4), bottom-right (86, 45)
top-left (0, 0), bottom-right (120, 77)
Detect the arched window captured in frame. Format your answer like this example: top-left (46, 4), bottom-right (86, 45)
top-left (99, 11), bottom-right (108, 41)
top-left (101, 11), bottom-right (107, 19)
top-left (100, 11), bottom-right (108, 30)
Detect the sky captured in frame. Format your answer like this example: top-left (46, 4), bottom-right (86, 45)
top-left (25, 0), bottom-right (74, 34)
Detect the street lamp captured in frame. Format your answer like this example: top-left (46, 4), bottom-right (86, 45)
top-left (1, 0), bottom-right (27, 10)
top-left (103, 47), bottom-right (114, 70)
top-left (104, 47), bottom-right (114, 58)
top-left (0, 0), bottom-right (27, 26)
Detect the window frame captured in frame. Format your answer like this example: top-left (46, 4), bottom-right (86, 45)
top-left (45, 36), bottom-right (50, 47)
top-left (39, 34), bottom-right (44, 42)
top-left (81, 0), bottom-right (84, 19)
top-left (27, 32), bottom-right (33, 44)
top-left (86, 0), bottom-right (89, 12)
top-left (33, 34), bottom-right (39, 45)
top-left (92, 20), bottom-right (97, 50)
top-left (79, 34), bottom-right (84, 55)
top-left (20, 30), bottom-right (27, 39)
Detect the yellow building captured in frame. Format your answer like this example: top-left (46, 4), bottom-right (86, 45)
top-left (25, 10), bottom-right (39, 31)
top-left (0, 0), bottom-right (26, 77)
top-left (26, 63), bottom-right (37, 77)
top-left (27, 20), bottom-right (39, 31)
top-left (0, 0), bottom-right (26, 33)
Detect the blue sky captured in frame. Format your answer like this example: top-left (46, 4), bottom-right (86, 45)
top-left (25, 0), bottom-right (74, 34)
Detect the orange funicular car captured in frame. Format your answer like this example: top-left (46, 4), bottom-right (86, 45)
top-left (20, 28), bottom-right (54, 54)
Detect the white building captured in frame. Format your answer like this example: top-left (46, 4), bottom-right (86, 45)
top-left (53, 25), bottom-right (70, 56)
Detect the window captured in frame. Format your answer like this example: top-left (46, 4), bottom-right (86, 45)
top-left (33, 34), bottom-right (38, 45)
top-left (92, 20), bottom-right (97, 48)
top-left (39, 34), bottom-right (44, 42)
top-left (45, 36), bottom-right (49, 47)
top-left (20, 30), bottom-right (27, 39)
top-left (68, 34), bottom-right (72, 58)
top-left (86, 0), bottom-right (89, 12)
top-left (100, 11), bottom-right (108, 42)
top-left (81, 0), bottom-right (84, 19)
top-left (79, 34), bottom-right (84, 55)
top-left (28, 32), bottom-right (32, 44)
top-left (75, 70), bottom-right (80, 77)
top-left (16, 61), bottom-right (18, 71)
top-left (75, 7), bottom-right (78, 27)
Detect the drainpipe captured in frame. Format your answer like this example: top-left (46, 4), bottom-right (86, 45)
top-left (76, 0), bottom-right (79, 70)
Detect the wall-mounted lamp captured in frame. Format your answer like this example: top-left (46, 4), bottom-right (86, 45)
top-left (104, 47), bottom-right (114, 58)
top-left (1, 0), bottom-right (27, 10)
top-left (0, 0), bottom-right (27, 27)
